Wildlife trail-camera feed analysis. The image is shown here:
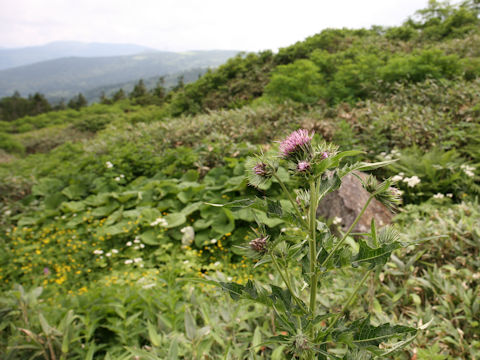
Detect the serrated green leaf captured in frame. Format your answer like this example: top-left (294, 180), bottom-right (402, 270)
top-left (352, 240), bottom-right (402, 268)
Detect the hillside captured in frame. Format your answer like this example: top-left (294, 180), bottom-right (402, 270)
top-left (0, 41), bottom-right (155, 70)
top-left (0, 1), bottom-right (479, 359)
top-left (0, 50), bottom-right (239, 101)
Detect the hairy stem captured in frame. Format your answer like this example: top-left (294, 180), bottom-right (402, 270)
top-left (308, 180), bottom-right (318, 317)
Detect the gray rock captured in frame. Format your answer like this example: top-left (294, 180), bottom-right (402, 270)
top-left (317, 172), bottom-right (393, 233)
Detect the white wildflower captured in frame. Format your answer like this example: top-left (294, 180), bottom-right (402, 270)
top-left (93, 249), bottom-right (104, 255)
top-left (183, 260), bottom-right (189, 264)
top-left (133, 237), bottom-right (141, 243)
top-left (332, 217), bottom-right (343, 225)
top-left (433, 193), bottom-right (445, 199)
top-left (111, 249), bottom-right (119, 254)
top-left (403, 176), bottom-right (421, 187)
top-left (134, 246), bottom-right (139, 250)
top-left (105, 161), bottom-right (114, 168)
top-left (210, 238), bottom-right (218, 244)
top-left (140, 244), bottom-right (145, 249)
top-left (142, 283), bottom-right (156, 289)
top-left (106, 252), bottom-right (111, 257)
top-left (391, 175), bottom-right (403, 182)
top-left (133, 257), bottom-right (142, 263)
top-left (126, 241), bottom-right (132, 246)
top-left (214, 261), bottom-right (221, 266)
top-left (150, 217), bottom-right (168, 227)
top-left (460, 164), bottom-right (475, 177)
top-left (124, 259), bottom-right (133, 264)
top-left (181, 226), bottom-right (195, 247)
top-left (114, 177), bottom-right (121, 182)
top-left (446, 193), bottom-right (453, 198)
top-left (120, 174), bottom-right (125, 178)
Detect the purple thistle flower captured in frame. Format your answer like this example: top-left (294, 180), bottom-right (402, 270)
top-left (249, 237), bottom-right (268, 252)
top-left (297, 161), bottom-right (311, 172)
top-left (279, 129), bottom-right (313, 159)
top-left (43, 267), bottom-right (50, 275)
top-left (320, 151), bottom-right (329, 160)
top-left (253, 162), bottom-right (268, 177)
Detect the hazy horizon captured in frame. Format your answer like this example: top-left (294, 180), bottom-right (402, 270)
top-left (1, 0), bottom-right (431, 52)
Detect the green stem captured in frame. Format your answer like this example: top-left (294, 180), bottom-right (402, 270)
top-left (320, 194), bottom-right (374, 269)
top-left (273, 173), bottom-right (309, 228)
top-left (323, 269), bottom-right (372, 336)
top-left (308, 180), bottom-right (318, 316)
top-left (270, 250), bottom-right (307, 313)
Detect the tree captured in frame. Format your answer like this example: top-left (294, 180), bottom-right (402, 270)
top-left (130, 79), bottom-right (148, 99)
top-left (112, 89), bottom-right (126, 103)
top-left (68, 93), bottom-right (87, 110)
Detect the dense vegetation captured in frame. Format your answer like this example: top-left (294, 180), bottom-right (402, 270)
top-left (0, 1), bottom-right (479, 358)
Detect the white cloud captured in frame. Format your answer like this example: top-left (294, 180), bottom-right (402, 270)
top-left (0, 0), bottom-right (430, 51)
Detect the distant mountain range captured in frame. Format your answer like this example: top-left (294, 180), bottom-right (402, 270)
top-left (0, 41), bottom-right (154, 70)
top-left (0, 43), bottom-right (240, 101)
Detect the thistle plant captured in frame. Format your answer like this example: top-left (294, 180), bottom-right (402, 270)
top-left (207, 130), bottom-right (424, 359)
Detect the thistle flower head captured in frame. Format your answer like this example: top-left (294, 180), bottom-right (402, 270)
top-left (320, 151), bottom-right (329, 160)
top-left (249, 237), bottom-right (268, 252)
top-left (279, 129), bottom-right (313, 159)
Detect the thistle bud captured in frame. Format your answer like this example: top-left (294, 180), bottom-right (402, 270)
top-left (253, 162), bottom-right (268, 177)
top-left (249, 237), bottom-right (268, 252)
top-left (297, 161), bottom-right (311, 172)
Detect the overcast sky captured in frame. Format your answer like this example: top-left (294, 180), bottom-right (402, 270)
top-left (1, 0), bottom-right (430, 52)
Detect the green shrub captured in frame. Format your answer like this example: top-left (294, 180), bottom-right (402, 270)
top-left (0, 133), bottom-right (25, 154)
top-left (263, 59), bottom-right (326, 104)
top-left (380, 49), bottom-right (462, 83)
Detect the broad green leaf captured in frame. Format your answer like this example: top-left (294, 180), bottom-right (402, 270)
top-left (167, 337), bottom-right (179, 360)
top-left (140, 230), bottom-right (160, 245)
top-left (61, 201), bottom-right (85, 213)
top-left (62, 184), bottom-right (87, 200)
top-left (252, 327), bottom-right (262, 351)
top-left (254, 210), bottom-right (284, 228)
top-left (32, 178), bottom-right (64, 196)
top-left (147, 321), bottom-right (162, 347)
top-left (271, 345), bottom-right (287, 360)
top-left (181, 201), bottom-right (203, 216)
top-left (164, 212), bottom-right (187, 228)
top-left (112, 191), bottom-right (139, 203)
top-left (184, 308), bottom-right (197, 340)
top-left (105, 206), bottom-right (123, 226)
top-left (211, 208), bottom-right (235, 235)
top-left (91, 203), bottom-right (119, 217)
top-left (44, 193), bottom-right (66, 209)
